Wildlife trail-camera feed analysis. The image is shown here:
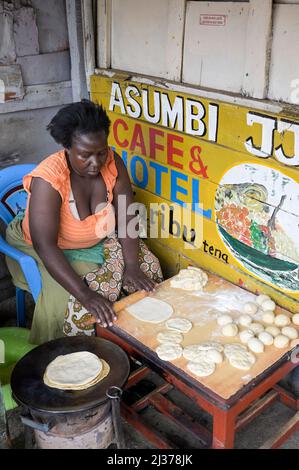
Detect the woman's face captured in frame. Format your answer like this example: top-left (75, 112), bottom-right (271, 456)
top-left (66, 130), bottom-right (109, 177)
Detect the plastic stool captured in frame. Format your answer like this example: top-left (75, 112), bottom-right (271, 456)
top-left (0, 328), bottom-right (36, 411)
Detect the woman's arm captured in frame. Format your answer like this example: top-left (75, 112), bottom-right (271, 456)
top-left (29, 178), bottom-right (116, 326)
top-left (113, 154), bottom-right (155, 292)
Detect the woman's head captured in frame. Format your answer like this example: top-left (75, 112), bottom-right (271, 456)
top-left (47, 100), bottom-right (111, 177)
top-left (47, 100), bottom-right (111, 149)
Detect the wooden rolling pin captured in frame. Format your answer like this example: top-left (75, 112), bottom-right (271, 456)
top-left (83, 290), bottom-right (148, 326)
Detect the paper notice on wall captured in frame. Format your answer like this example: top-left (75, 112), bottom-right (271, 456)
top-left (200, 14), bottom-right (226, 26)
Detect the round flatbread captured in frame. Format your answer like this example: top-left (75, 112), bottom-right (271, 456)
top-left (44, 351), bottom-right (103, 387)
top-left (155, 343), bottom-right (183, 361)
top-left (165, 318), bottom-right (193, 333)
top-left (187, 360), bottom-right (215, 377)
top-left (126, 297), bottom-right (173, 323)
top-left (197, 341), bottom-right (224, 352)
top-left (157, 331), bottom-right (183, 344)
top-left (44, 359), bottom-right (110, 390)
top-left (183, 345), bottom-right (210, 362)
top-left (223, 343), bottom-right (247, 358)
top-left (228, 350), bottom-right (256, 370)
top-left (183, 345), bottom-right (222, 364)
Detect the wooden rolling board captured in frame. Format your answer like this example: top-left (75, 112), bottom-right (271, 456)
top-left (114, 274), bottom-right (299, 401)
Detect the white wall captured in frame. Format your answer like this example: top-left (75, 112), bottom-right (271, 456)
top-left (0, 0), bottom-right (78, 165)
top-left (268, 4), bottom-right (299, 103)
top-left (99, 0), bottom-right (299, 106)
top-left (111, 0), bottom-right (185, 81)
top-left (31, 0), bottom-right (69, 53)
top-left (0, 106), bottom-right (62, 165)
top-left (182, 2), bottom-right (249, 94)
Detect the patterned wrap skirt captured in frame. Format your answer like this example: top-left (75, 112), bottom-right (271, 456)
top-left (64, 236), bottom-right (164, 337)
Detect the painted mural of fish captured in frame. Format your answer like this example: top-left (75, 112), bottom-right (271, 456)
top-left (215, 182), bottom-right (269, 213)
top-left (215, 182), bottom-right (299, 267)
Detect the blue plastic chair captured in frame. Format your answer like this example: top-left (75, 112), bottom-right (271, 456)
top-left (0, 164), bottom-right (42, 327)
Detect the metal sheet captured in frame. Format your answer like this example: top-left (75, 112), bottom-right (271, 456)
top-left (11, 336), bottom-right (130, 413)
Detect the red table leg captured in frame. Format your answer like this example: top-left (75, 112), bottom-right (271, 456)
top-left (212, 408), bottom-right (236, 449)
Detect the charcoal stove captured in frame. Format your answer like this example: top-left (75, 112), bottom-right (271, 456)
top-left (10, 336), bottom-right (130, 449)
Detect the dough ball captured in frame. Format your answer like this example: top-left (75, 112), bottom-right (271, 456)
top-left (258, 331), bottom-right (274, 346)
top-left (228, 350), bottom-right (256, 370)
top-left (165, 318), bottom-right (193, 333)
top-left (265, 325), bottom-right (281, 337)
top-left (281, 326), bottom-right (298, 340)
top-left (155, 343), bottom-right (183, 361)
top-left (170, 267), bottom-right (208, 291)
top-left (217, 314), bottom-right (233, 326)
top-left (262, 311), bottom-right (275, 324)
top-left (243, 302), bottom-right (258, 315)
top-left (249, 323), bottom-right (264, 335)
top-left (239, 329), bottom-right (255, 344)
top-left (239, 314), bottom-right (253, 327)
top-left (274, 334), bottom-right (289, 349)
top-left (256, 294), bottom-right (271, 306)
top-left (187, 360), bottom-right (215, 377)
top-left (157, 331), bottom-right (183, 344)
top-left (261, 299), bottom-right (276, 311)
top-left (274, 314), bottom-right (291, 327)
top-left (248, 337), bottom-right (264, 353)
top-left (221, 323), bottom-right (238, 337)
top-left (292, 314), bottom-right (299, 325)
top-left (205, 349), bottom-right (223, 364)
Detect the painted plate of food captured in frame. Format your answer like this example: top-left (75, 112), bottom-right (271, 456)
top-left (215, 163), bottom-right (299, 291)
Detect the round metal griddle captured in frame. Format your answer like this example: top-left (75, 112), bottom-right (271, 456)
top-left (11, 336), bottom-right (130, 414)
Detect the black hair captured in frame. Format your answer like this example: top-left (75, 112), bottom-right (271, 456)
top-left (47, 99), bottom-right (111, 149)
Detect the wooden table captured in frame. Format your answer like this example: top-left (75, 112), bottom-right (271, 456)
top-left (96, 276), bottom-right (299, 449)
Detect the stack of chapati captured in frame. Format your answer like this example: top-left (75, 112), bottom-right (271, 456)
top-left (43, 351), bottom-right (110, 390)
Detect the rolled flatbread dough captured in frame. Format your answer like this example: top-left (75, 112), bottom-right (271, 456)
top-left (155, 343), bottom-right (183, 361)
top-left (183, 345), bottom-right (211, 362)
top-left (157, 331), bottom-right (183, 344)
top-left (197, 341), bottom-right (224, 352)
top-left (165, 318), bottom-right (192, 333)
top-left (183, 345), bottom-right (222, 364)
top-left (224, 343), bottom-right (247, 358)
top-left (228, 350), bottom-right (256, 370)
top-left (187, 360), bottom-right (215, 377)
top-left (126, 297), bottom-right (173, 323)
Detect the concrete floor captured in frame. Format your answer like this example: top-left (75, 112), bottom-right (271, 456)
top-left (1, 293), bottom-right (299, 449)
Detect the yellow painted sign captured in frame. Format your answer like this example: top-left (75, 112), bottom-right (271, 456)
top-left (91, 74), bottom-right (299, 310)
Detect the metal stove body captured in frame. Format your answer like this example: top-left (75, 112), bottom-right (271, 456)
top-left (11, 336), bottom-right (130, 449)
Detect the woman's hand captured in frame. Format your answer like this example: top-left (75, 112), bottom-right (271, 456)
top-left (123, 265), bottom-right (156, 293)
top-left (80, 290), bottom-right (117, 328)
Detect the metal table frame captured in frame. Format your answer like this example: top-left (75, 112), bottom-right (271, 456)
top-left (97, 324), bottom-right (299, 449)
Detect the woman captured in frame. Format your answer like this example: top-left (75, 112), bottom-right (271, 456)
top-left (6, 100), bottom-right (163, 344)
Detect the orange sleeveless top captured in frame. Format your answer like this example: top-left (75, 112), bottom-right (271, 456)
top-left (22, 148), bottom-right (118, 249)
